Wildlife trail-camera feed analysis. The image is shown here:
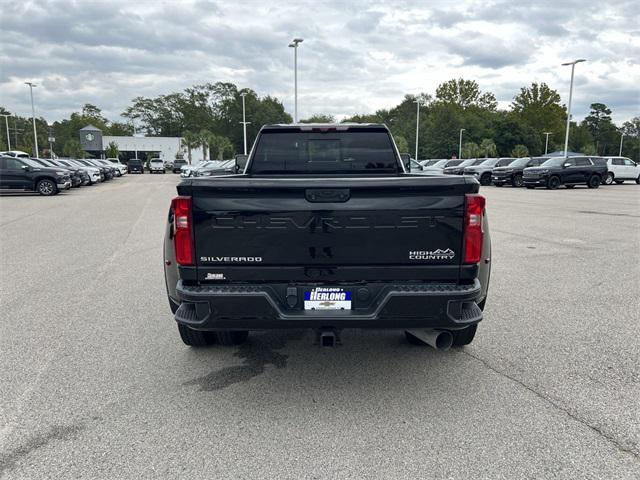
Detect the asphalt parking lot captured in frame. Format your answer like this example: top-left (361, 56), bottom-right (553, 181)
top-left (1, 174), bottom-right (639, 479)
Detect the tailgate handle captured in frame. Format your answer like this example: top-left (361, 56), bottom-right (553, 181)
top-left (305, 188), bottom-right (350, 203)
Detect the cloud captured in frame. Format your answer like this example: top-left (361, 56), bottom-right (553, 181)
top-left (0, 0), bottom-right (638, 124)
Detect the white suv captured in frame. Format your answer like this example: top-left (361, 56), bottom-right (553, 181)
top-left (149, 158), bottom-right (165, 174)
top-left (599, 157), bottom-right (640, 185)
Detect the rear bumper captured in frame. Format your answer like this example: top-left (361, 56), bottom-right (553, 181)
top-left (173, 279), bottom-right (483, 331)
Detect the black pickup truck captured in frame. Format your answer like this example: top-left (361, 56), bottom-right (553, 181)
top-left (164, 124), bottom-right (491, 349)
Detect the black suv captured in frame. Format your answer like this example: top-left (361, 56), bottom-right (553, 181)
top-left (31, 158), bottom-right (84, 187)
top-left (172, 159), bottom-right (187, 173)
top-left (0, 156), bottom-right (72, 195)
top-left (128, 159), bottom-right (144, 174)
top-left (523, 156), bottom-right (607, 189)
top-left (492, 157), bottom-right (547, 187)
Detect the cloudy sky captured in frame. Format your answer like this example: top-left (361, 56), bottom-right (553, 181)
top-left (1, 0), bottom-right (638, 124)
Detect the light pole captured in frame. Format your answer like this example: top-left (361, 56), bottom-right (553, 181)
top-left (458, 128), bottom-right (465, 159)
top-left (561, 59), bottom-right (586, 158)
top-left (619, 133), bottom-right (624, 156)
top-left (131, 118), bottom-right (138, 159)
top-left (288, 38), bottom-right (303, 123)
top-left (544, 132), bottom-right (552, 155)
top-left (0, 114), bottom-right (10, 150)
top-left (239, 92), bottom-right (251, 155)
top-left (414, 98), bottom-right (423, 160)
top-left (25, 82), bottom-right (39, 157)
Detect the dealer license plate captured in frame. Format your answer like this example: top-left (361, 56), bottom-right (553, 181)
top-left (304, 288), bottom-right (352, 310)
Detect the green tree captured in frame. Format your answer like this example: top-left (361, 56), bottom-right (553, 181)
top-left (479, 138), bottom-right (497, 158)
top-left (105, 141), bottom-right (119, 158)
top-left (580, 144), bottom-right (597, 155)
top-left (568, 123), bottom-right (594, 153)
top-left (207, 134), bottom-right (234, 160)
top-left (62, 138), bottom-right (85, 158)
top-left (621, 117), bottom-right (640, 160)
top-left (511, 82), bottom-right (565, 139)
top-left (198, 130), bottom-right (213, 160)
top-left (393, 135), bottom-right (409, 154)
top-left (435, 79), bottom-right (497, 111)
top-left (511, 144), bottom-right (529, 157)
top-left (462, 142), bottom-right (480, 158)
top-left (300, 114), bottom-right (336, 123)
top-left (582, 103), bottom-right (619, 155)
top-left (181, 130), bottom-right (199, 164)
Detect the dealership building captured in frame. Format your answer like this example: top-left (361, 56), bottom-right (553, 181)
top-left (79, 125), bottom-right (204, 161)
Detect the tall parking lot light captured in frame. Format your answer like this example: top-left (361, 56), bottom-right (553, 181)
top-left (561, 59), bottom-right (586, 158)
top-left (25, 82), bottom-right (39, 157)
top-left (288, 38), bottom-right (303, 123)
top-left (619, 133), bottom-right (624, 156)
top-left (0, 114), bottom-right (10, 150)
top-left (414, 98), bottom-right (424, 161)
top-left (458, 128), bottom-right (465, 159)
top-left (544, 132), bottom-right (552, 155)
top-left (239, 92), bottom-right (251, 155)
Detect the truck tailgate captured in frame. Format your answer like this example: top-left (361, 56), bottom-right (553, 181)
top-left (180, 175), bottom-right (478, 282)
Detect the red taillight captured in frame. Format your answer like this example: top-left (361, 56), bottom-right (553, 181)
top-left (463, 194), bottom-right (486, 264)
top-left (171, 196), bottom-right (194, 266)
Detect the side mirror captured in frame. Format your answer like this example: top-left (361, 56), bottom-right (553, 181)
top-left (563, 163), bottom-right (570, 168)
top-left (21, 165), bottom-right (30, 171)
top-left (399, 153), bottom-right (411, 170)
top-left (235, 154), bottom-right (248, 172)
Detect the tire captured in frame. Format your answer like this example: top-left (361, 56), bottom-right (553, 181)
top-left (512, 174), bottom-right (524, 188)
top-left (587, 175), bottom-right (601, 189)
top-left (451, 324), bottom-right (477, 347)
top-left (565, 185), bottom-right (575, 189)
top-left (604, 172), bottom-right (614, 185)
top-left (177, 324), bottom-right (216, 347)
top-left (614, 180), bottom-right (624, 185)
top-left (546, 176), bottom-right (561, 189)
top-left (36, 178), bottom-right (57, 196)
top-left (636, 175), bottom-right (640, 185)
top-left (216, 331), bottom-right (249, 346)
top-left (480, 173), bottom-right (492, 186)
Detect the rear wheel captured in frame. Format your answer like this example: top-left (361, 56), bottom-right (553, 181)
top-left (216, 331), bottom-right (249, 346)
top-left (604, 172), bottom-right (614, 185)
top-left (587, 175), bottom-right (601, 189)
top-left (512, 174), bottom-right (524, 187)
top-left (480, 173), bottom-right (492, 186)
top-left (177, 324), bottom-right (216, 347)
top-left (36, 179), bottom-right (57, 196)
top-left (636, 175), bottom-right (640, 184)
top-left (546, 176), bottom-right (560, 189)
top-left (451, 324), bottom-right (477, 347)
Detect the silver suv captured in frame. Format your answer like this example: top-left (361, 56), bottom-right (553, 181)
top-left (464, 157), bottom-right (516, 185)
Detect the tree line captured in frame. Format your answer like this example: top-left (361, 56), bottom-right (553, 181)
top-left (1, 79), bottom-right (638, 161)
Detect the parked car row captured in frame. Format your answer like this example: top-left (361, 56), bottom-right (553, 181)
top-left (416, 155), bottom-right (640, 189)
top-left (0, 152), bottom-right (128, 196)
top-left (180, 159), bottom-right (237, 178)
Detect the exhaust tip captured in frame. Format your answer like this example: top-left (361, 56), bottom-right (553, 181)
top-left (435, 331), bottom-right (453, 351)
top-left (405, 329), bottom-right (453, 351)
